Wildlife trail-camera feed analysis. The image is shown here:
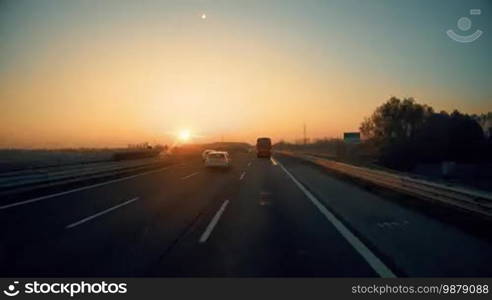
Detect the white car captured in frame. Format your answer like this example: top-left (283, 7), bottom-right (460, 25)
top-left (204, 151), bottom-right (231, 168)
top-left (202, 149), bottom-right (214, 161)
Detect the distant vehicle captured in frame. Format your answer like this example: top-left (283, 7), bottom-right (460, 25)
top-left (202, 149), bottom-right (215, 161)
top-left (204, 151), bottom-right (231, 168)
top-left (256, 137), bottom-right (272, 158)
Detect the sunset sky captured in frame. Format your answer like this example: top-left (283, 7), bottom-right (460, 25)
top-left (1, 0), bottom-right (491, 148)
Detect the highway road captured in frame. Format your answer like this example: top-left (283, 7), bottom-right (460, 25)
top-left (1, 152), bottom-right (492, 277)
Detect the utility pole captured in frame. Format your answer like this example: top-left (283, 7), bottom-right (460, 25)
top-left (303, 122), bottom-right (307, 146)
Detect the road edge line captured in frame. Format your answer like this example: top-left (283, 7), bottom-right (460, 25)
top-left (0, 166), bottom-right (172, 210)
top-left (273, 157), bottom-right (396, 278)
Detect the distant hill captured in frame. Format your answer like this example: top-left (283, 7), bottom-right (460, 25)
top-left (202, 142), bottom-right (251, 150)
top-left (171, 142), bottom-right (252, 155)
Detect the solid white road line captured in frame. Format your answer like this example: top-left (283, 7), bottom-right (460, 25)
top-left (65, 197), bottom-right (139, 229)
top-left (180, 172), bottom-right (199, 180)
top-left (270, 157), bottom-right (278, 165)
top-left (199, 200), bottom-right (229, 243)
top-left (0, 166), bottom-right (174, 211)
top-left (239, 171), bottom-right (246, 181)
top-left (274, 158), bottom-right (396, 278)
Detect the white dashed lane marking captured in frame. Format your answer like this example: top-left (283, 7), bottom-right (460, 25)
top-left (199, 200), bottom-right (229, 243)
top-left (181, 172), bottom-right (199, 180)
top-left (66, 197), bottom-right (139, 229)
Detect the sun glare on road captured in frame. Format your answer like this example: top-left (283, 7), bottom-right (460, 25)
top-left (178, 130), bottom-right (192, 142)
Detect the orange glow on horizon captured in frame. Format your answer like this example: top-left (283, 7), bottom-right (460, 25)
top-left (1, 3), bottom-right (488, 149)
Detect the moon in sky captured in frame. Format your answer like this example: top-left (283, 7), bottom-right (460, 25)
top-left (201, 13), bottom-right (207, 19)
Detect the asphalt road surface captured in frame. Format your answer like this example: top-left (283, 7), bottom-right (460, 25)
top-left (1, 152), bottom-right (492, 277)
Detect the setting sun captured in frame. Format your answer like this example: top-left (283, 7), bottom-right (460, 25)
top-left (178, 130), bottom-right (192, 142)
top-left (0, 0), bottom-right (491, 283)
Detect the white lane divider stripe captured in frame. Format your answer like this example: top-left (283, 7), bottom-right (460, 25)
top-left (65, 197), bottom-right (139, 229)
top-left (239, 171), bottom-right (246, 181)
top-left (180, 172), bottom-right (199, 180)
top-left (199, 200), bottom-right (229, 243)
top-left (270, 157), bottom-right (278, 165)
top-left (0, 166), bottom-right (173, 211)
top-left (276, 159), bottom-right (396, 278)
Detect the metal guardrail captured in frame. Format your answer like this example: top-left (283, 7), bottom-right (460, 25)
top-left (0, 157), bottom-right (167, 192)
top-left (277, 151), bottom-right (492, 218)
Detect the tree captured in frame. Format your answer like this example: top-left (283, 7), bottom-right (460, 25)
top-left (414, 110), bottom-right (485, 163)
top-left (360, 97), bottom-right (487, 170)
top-left (473, 112), bottom-right (492, 140)
top-left (360, 97), bottom-right (434, 143)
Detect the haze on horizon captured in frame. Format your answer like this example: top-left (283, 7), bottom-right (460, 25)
top-left (1, 0), bottom-right (491, 149)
